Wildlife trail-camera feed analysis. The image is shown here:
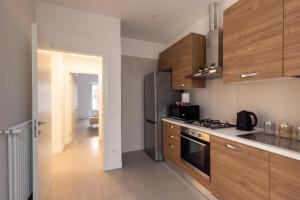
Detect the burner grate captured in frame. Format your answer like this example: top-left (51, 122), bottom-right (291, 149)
top-left (187, 118), bottom-right (235, 129)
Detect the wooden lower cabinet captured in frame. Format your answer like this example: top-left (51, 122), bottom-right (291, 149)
top-left (162, 122), bottom-right (300, 199)
top-left (270, 153), bottom-right (300, 200)
top-left (211, 136), bottom-right (270, 200)
top-left (162, 121), bottom-right (181, 164)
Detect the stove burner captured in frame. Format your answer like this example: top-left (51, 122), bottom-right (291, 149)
top-left (187, 118), bottom-right (235, 129)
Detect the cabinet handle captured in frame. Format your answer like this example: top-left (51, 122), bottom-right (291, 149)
top-left (177, 83), bottom-right (185, 88)
top-left (170, 125), bottom-right (174, 129)
top-left (169, 144), bottom-right (174, 148)
top-left (224, 144), bottom-right (244, 152)
top-left (170, 135), bottom-right (174, 139)
top-left (240, 72), bottom-right (258, 78)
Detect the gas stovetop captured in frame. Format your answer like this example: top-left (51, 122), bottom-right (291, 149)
top-left (185, 118), bottom-right (235, 129)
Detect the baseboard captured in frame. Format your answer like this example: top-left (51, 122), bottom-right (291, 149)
top-left (122, 147), bottom-right (144, 153)
top-left (104, 161), bottom-right (122, 170)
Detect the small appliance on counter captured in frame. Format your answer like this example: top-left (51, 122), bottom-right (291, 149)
top-left (181, 93), bottom-right (190, 105)
top-left (169, 105), bottom-right (199, 121)
top-left (236, 110), bottom-right (257, 131)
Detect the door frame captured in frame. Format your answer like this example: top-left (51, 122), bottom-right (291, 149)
top-left (32, 23), bottom-right (111, 200)
top-left (51, 48), bottom-right (108, 170)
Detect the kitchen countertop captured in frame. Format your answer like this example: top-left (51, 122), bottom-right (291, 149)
top-left (162, 118), bottom-right (300, 161)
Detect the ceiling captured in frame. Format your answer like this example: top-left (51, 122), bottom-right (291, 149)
top-left (39, 0), bottom-right (222, 44)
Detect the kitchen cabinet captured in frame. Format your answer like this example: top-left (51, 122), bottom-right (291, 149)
top-left (158, 47), bottom-right (174, 72)
top-left (223, 0), bottom-right (284, 83)
top-left (211, 136), bottom-right (270, 200)
top-left (159, 33), bottom-right (206, 90)
top-left (162, 121), bottom-right (181, 165)
top-left (284, 0), bottom-right (300, 76)
top-left (270, 153), bottom-right (300, 200)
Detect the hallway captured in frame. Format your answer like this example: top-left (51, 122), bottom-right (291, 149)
top-left (47, 119), bottom-right (102, 199)
top-left (47, 120), bottom-right (207, 200)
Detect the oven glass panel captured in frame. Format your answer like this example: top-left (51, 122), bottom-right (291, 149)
top-left (181, 134), bottom-right (210, 176)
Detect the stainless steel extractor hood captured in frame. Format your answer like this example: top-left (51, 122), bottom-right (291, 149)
top-left (188, 2), bottom-right (223, 80)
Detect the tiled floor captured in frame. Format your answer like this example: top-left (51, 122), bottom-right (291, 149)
top-left (47, 120), bottom-right (207, 200)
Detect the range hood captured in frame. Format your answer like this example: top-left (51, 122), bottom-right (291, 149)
top-left (188, 2), bottom-right (223, 80)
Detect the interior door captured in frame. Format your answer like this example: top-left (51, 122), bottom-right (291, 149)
top-left (32, 23), bottom-right (52, 200)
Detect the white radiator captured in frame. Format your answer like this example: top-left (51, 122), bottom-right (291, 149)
top-left (7, 121), bottom-right (33, 200)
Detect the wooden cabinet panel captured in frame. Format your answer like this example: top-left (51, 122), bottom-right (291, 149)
top-left (159, 33), bottom-right (206, 90)
top-left (270, 154), bottom-right (300, 200)
top-left (162, 122), bottom-right (180, 164)
top-left (159, 48), bottom-right (176, 71)
top-left (223, 0), bottom-right (283, 83)
top-left (211, 136), bottom-right (269, 200)
top-left (172, 33), bottom-right (206, 90)
top-left (284, 0), bottom-right (300, 76)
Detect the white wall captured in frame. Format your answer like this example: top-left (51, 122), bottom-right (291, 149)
top-left (36, 1), bottom-right (122, 170)
top-left (168, 0), bottom-right (300, 130)
top-left (121, 37), bottom-right (166, 59)
top-left (121, 56), bottom-right (158, 153)
top-left (51, 52), bottom-right (66, 153)
top-left (78, 74), bottom-right (98, 119)
top-left (167, 0), bottom-right (239, 46)
top-left (0, 0), bottom-right (35, 199)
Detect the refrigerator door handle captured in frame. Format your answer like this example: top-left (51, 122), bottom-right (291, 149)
top-left (145, 119), bottom-right (157, 124)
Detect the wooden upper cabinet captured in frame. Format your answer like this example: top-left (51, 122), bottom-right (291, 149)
top-left (223, 0), bottom-right (284, 83)
top-left (270, 154), bottom-right (300, 200)
top-left (211, 136), bottom-right (270, 200)
top-left (159, 47), bottom-right (175, 71)
top-left (284, 0), bottom-right (300, 76)
top-left (159, 33), bottom-right (206, 90)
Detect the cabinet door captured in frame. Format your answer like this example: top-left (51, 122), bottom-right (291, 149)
top-left (223, 0), bottom-right (283, 83)
top-left (270, 154), bottom-right (300, 200)
top-left (172, 34), bottom-right (206, 90)
top-left (159, 48), bottom-right (176, 71)
top-left (284, 0), bottom-right (300, 76)
top-left (172, 64), bottom-right (193, 90)
top-left (211, 136), bottom-right (269, 200)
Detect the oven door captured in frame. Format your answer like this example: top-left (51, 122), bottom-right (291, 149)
top-left (180, 133), bottom-right (210, 179)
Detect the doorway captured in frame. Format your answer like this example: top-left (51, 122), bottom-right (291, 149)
top-left (47, 50), bottom-right (104, 199)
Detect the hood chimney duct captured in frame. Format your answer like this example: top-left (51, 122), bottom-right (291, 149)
top-left (209, 1), bottom-right (218, 32)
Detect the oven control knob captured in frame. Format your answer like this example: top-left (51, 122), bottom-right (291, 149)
top-left (198, 133), bottom-right (202, 138)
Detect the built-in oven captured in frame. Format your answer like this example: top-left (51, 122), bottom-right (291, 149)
top-left (180, 127), bottom-right (210, 180)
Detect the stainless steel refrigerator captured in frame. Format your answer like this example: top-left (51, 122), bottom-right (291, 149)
top-left (144, 72), bottom-right (180, 161)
